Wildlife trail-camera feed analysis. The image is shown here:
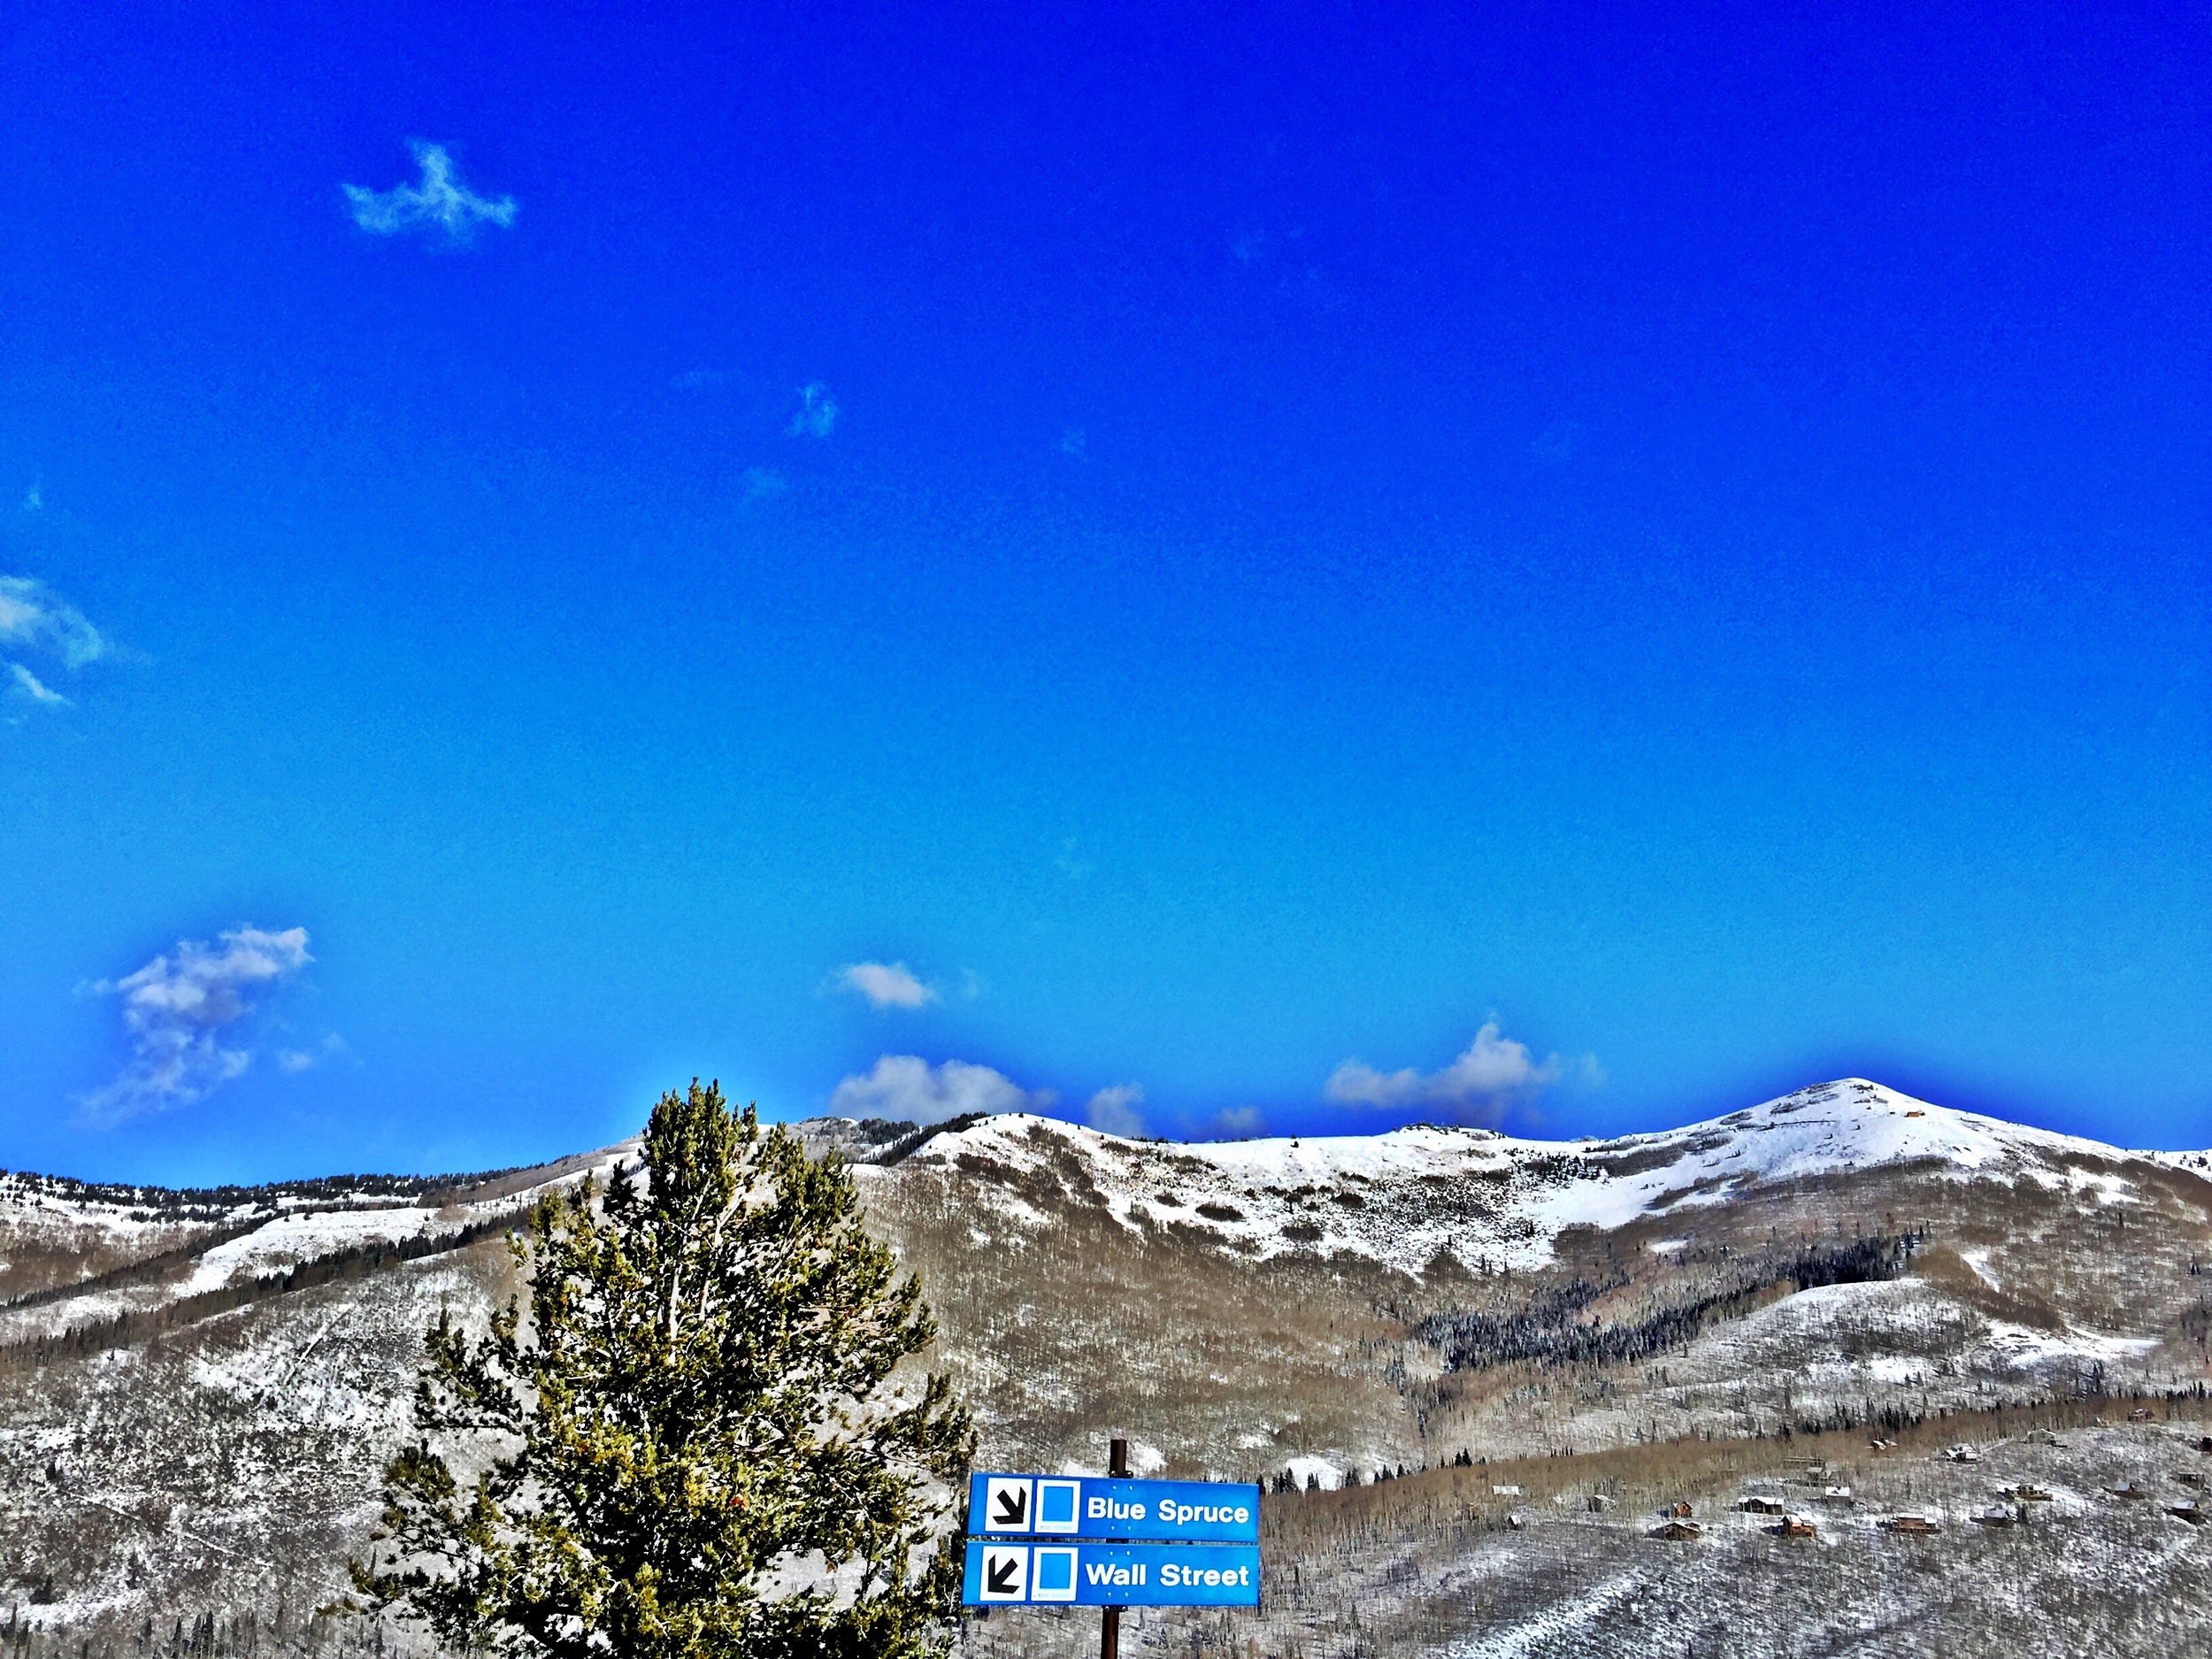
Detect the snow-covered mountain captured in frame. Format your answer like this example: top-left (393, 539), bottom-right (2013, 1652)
top-left (4, 1079), bottom-right (2208, 1657)
top-left (881, 1078), bottom-right (2175, 1277)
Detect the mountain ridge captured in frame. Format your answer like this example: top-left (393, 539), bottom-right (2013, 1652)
top-left (4, 1075), bottom-right (2210, 1655)
top-left (864, 1077), bottom-right (2209, 1277)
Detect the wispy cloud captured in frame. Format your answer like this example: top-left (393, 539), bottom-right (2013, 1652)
top-left (10, 663), bottom-right (66, 705)
top-left (345, 142), bottom-right (517, 242)
top-left (742, 466), bottom-right (789, 500)
top-left (3, 574), bottom-right (106, 714)
top-left (81, 926), bottom-right (311, 1124)
top-left (1325, 1020), bottom-right (1585, 1123)
top-left (0, 575), bottom-right (105, 668)
top-left (788, 382), bottom-right (838, 438)
top-left (829, 1055), bottom-right (1055, 1125)
top-left (1085, 1082), bottom-right (1148, 1139)
top-left (276, 1033), bottom-right (349, 1073)
top-left (1205, 1104), bottom-right (1266, 1140)
top-left (832, 961), bottom-right (938, 1010)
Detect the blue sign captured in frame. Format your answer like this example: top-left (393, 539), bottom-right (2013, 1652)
top-left (963, 1540), bottom-right (1261, 1608)
top-left (968, 1475), bottom-right (1261, 1543)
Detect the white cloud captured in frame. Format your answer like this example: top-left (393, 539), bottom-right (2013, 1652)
top-left (1085, 1082), bottom-right (1148, 1139)
top-left (23, 485), bottom-right (41, 511)
top-left (829, 1055), bottom-right (1055, 1125)
top-left (0, 575), bottom-right (106, 668)
top-left (9, 663), bottom-right (67, 705)
top-left (743, 466), bottom-right (789, 499)
top-left (788, 381), bottom-right (838, 438)
top-left (345, 142), bottom-right (517, 242)
top-left (1206, 1104), bottom-right (1267, 1140)
top-left (833, 961), bottom-right (937, 1010)
top-left (1325, 1021), bottom-right (1572, 1121)
top-left (277, 1033), bottom-right (349, 1073)
top-left (81, 926), bottom-right (311, 1124)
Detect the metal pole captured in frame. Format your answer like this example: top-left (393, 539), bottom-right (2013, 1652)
top-left (1102, 1438), bottom-right (1129, 1659)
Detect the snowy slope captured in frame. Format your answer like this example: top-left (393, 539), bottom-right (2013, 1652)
top-left (887, 1078), bottom-right (2191, 1276)
top-left (0, 1144), bottom-right (638, 1340)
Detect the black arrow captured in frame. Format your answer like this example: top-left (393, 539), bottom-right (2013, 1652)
top-left (986, 1555), bottom-right (1022, 1595)
top-left (993, 1487), bottom-right (1027, 1526)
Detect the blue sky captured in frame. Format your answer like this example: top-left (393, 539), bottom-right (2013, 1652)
top-left (3, 3), bottom-right (2208, 1183)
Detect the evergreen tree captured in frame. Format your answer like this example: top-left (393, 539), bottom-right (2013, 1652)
top-left (352, 1080), bottom-right (973, 1659)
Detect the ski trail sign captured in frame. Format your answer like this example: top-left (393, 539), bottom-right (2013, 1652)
top-left (962, 1472), bottom-right (1262, 1610)
top-left (965, 1476), bottom-right (1261, 1543)
top-left (963, 1541), bottom-right (1262, 1608)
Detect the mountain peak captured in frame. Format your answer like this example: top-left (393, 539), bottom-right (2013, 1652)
top-left (879, 1078), bottom-right (2178, 1279)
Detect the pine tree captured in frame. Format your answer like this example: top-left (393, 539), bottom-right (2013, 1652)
top-left (352, 1080), bottom-right (973, 1659)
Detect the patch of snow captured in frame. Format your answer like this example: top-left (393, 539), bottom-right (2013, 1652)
top-left (1283, 1455), bottom-right (1343, 1490)
top-left (1440, 1570), bottom-right (1646, 1658)
top-left (1959, 1248), bottom-right (2001, 1292)
top-left (1984, 1321), bottom-right (2160, 1368)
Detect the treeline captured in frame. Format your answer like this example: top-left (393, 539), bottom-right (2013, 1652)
top-left (847, 1116), bottom-right (984, 1167)
top-left (0, 1167), bottom-right (532, 1225)
top-left (0, 1217), bottom-right (272, 1313)
top-left (0, 1210), bottom-right (526, 1373)
top-left (1417, 1232), bottom-right (1920, 1373)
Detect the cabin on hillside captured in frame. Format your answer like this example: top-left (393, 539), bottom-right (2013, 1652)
top-left (1649, 1520), bottom-right (1702, 1541)
top-left (1659, 1501), bottom-right (1694, 1518)
top-left (1774, 1517), bottom-right (1817, 1539)
top-left (2166, 1502), bottom-right (2204, 1525)
top-left (1941, 1444), bottom-right (1981, 1463)
top-left (1739, 1496), bottom-right (1785, 1515)
top-left (2114, 1481), bottom-right (2152, 1501)
top-left (1881, 1515), bottom-right (1942, 1534)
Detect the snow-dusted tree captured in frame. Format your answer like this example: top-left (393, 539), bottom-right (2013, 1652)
top-left (352, 1080), bottom-right (973, 1659)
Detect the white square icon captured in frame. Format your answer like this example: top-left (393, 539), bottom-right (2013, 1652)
top-left (1029, 1547), bottom-right (1077, 1601)
top-left (1033, 1479), bottom-right (1081, 1534)
top-left (978, 1545), bottom-right (1028, 1601)
top-left (982, 1476), bottom-right (1033, 1532)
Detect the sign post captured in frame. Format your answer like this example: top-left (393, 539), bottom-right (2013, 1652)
top-left (960, 1434), bottom-right (1263, 1649)
top-left (1102, 1438), bottom-right (1126, 1659)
